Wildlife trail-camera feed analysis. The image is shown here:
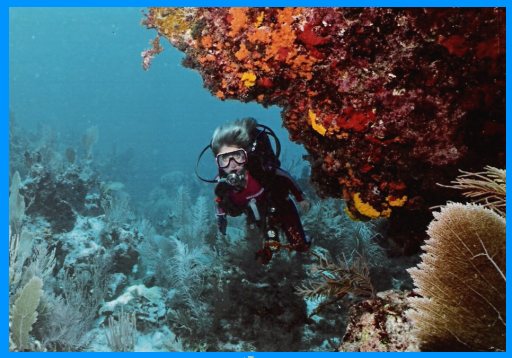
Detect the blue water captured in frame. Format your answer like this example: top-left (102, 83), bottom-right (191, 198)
top-left (9, 7), bottom-right (306, 202)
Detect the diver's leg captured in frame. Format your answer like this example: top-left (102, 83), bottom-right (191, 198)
top-left (277, 198), bottom-right (310, 252)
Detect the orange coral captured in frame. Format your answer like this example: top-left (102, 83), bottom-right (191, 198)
top-left (247, 27), bottom-right (271, 44)
top-left (228, 7), bottom-right (249, 37)
top-left (200, 35), bottom-right (213, 49)
top-left (235, 42), bottom-right (251, 61)
top-left (198, 54), bottom-right (216, 63)
top-left (254, 11), bottom-right (265, 27)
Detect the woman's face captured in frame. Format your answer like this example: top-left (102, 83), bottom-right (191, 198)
top-left (217, 145), bottom-right (246, 174)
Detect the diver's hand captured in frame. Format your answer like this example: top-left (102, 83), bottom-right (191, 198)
top-left (255, 246), bottom-right (273, 265)
top-left (297, 199), bottom-right (311, 214)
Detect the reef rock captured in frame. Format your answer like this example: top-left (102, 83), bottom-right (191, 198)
top-left (339, 290), bottom-right (419, 352)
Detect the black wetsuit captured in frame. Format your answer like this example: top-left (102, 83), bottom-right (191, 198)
top-left (215, 167), bottom-right (310, 252)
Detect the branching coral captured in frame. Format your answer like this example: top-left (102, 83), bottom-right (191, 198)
top-left (439, 166), bottom-right (506, 217)
top-left (296, 251), bottom-right (374, 317)
top-left (143, 8), bottom-right (505, 226)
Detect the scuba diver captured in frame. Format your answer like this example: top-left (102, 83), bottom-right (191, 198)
top-left (196, 117), bottom-right (312, 264)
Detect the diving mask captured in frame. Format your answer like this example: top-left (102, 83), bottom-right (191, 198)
top-left (216, 149), bottom-right (248, 169)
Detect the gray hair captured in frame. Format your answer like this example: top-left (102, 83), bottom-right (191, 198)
top-left (211, 118), bottom-right (257, 155)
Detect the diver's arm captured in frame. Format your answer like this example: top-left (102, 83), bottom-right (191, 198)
top-left (274, 167), bottom-right (305, 202)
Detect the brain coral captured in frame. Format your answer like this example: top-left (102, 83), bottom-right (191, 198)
top-left (142, 8), bottom-right (505, 232)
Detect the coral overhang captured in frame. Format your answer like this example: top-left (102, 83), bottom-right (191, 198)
top-left (142, 7), bottom-right (505, 222)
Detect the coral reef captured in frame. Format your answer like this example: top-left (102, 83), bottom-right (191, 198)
top-left (21, 165), bottom-right (97, 233)
top-left (8, 143), bottom-right (414, 352)
top-left (205, 255), bottom-right (311, 351)
top-left (338, 290), bottom-right (419, 352)
top-left (11, 110), bottom-right (503, 351)
top-left (143, 8), bottom-right (505, 249)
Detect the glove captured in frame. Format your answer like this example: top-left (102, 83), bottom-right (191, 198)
top-left (255, 246), bottom-right (273, 265)
top-left (217, 215), bottom-right (227, 235)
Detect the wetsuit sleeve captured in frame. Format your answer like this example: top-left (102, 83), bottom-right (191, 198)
top-left (274, 168), bottom-right (305, 202)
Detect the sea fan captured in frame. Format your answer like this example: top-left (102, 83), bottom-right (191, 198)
top-left (407, 203), bottom-right (506, 351)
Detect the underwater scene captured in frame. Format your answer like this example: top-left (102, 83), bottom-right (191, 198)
top-left (9, 7), bottom-right (506, 352)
